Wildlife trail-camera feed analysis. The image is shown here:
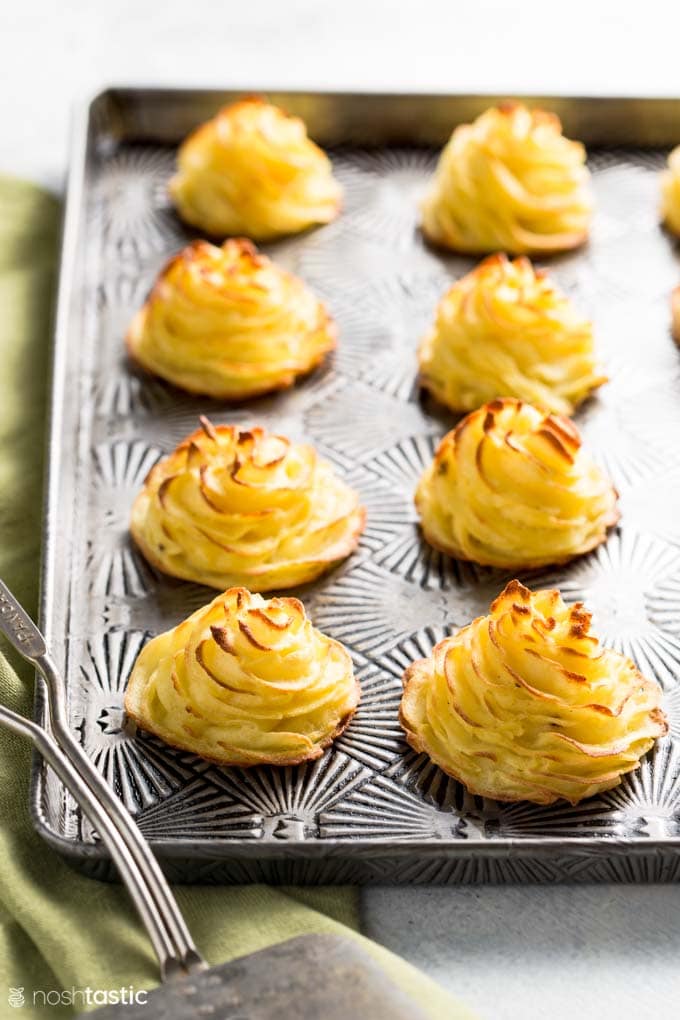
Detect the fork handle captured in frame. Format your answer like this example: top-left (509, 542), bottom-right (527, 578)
top-left (0, 579), bottom-right (47, 660)
top-left (0, 577), bottom-right (206, 979)
top-left (0, 702), bottom-right (184, 976)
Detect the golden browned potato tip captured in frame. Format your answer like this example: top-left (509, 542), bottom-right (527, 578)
top-left (126, 587), bottom-right (359, 767)
top-left (400, 580), bottom-right (667, 805)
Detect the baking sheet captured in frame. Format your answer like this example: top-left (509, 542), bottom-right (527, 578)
top-left (33, 88), bottom-right (680, 882)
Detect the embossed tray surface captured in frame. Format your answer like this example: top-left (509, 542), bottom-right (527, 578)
top-left (34, 89), bottom-right (680, 883)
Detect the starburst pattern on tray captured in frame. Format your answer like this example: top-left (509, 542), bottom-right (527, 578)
top-left (298, 219), bottom-right (452, 306)
top-left (93, 270), bottom-right (154, 344)
top-left (39, 130), bottom-right (680, 882)
top-left (304, 379), bottom-right (442, 464)
top-left (88, 440), bottom-right (163, 597)
top-left (343, 462), bottom-right (415, 556)
top-left (375, 629), bottom-right (451, 679)
top-left (328, 279), bottom-right (443, 400)
top-left (384, 749), bottom-right (483, 819)
top-left (331, 148), bottom-right (439, 244)
top-left (574, 356), bottom-right (680, 491)
top-left (384, 749), bottom-right (636, 840)
top-left (320, 773), bottom-right (467, 840)
top-left (592, 163), bottom-right (664, 236)
top-left (203, 753), bottom-right (371, 840)
top-left (356, 434), bottom-right (519, 594)
top-left (124, 368), bottom-right (342, 458)
top-left (94, 440), bottom-right (162, 519)
top-left (137, 777), bottom-right (264, 841)
top-left (93, 372), bottom-right (180, 420)
top-left (333, 659), bottom-right (406, 768)
top-left (308, 560), bottom-right (451, 656)
top-left (619, 462), bottom-right (680, 547)
top-left (86, 538), bottom-right (154, 601)
top-left (482, 798), bottom-right (637, 839)
top-left (596, 740), bottom-right (680, 838)
top-left (587, 162), bottom-right (679, 299)
top-left (90, 146), bottom-right (185, 261)
top-left (91, 267), bottom-right (188, 419)
top-left (359, 436), bottom-right (509, 590)
top-left (530, 531), bottom-right (680, 688)
top-left (662, 685), bottom-right (680, 742)
top-left (75, 630), bottom-right (204, 815)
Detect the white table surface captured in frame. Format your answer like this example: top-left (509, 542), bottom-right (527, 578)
top-left (3, 2), bottom-right (680, 1018)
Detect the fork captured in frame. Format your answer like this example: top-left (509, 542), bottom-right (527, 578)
top-left (0, 578), bottom-right (206, 979)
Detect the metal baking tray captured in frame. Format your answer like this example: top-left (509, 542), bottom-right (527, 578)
top-left (34, 88), bottom-right (680, 882)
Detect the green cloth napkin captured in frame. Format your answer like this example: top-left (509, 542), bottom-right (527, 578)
top-left (0, 176), bottom-right (475, 1019)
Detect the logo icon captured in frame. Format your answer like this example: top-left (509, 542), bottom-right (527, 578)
top-left (8, 988), bottom-right (25, 1008)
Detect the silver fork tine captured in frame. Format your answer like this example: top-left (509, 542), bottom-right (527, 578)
top-left (0, 578), bottom-right (206, 978)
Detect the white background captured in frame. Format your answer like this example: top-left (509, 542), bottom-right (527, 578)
top-left (4, 0), bottom-right (680, 189)
top-left (3, 2), bottom-right (680, 1018)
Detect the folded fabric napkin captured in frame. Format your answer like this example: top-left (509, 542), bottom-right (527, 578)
top-left (0, 176), bottom-right (474, 1019)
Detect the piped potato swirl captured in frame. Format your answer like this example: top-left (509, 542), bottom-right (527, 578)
top-left (421, 103), bottom-right (592, 255)
top-left (661, 145), bottom-right (680, 237)
top-left (419, 254), bottom-right (605, 416)
top-left (170, 98), bottom-right (342, 239)
top-left (400, 580), bottom-right (668, 805)
top-left (415, 399), bottom-right (618, 570)
top-left (131, 420), bottom-right (365, 591)
top-left (126, 239), bottom-right (335, 399)
top-left (125, 587), bottom-right (359, 766)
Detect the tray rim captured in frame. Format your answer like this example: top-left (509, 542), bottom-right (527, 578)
top-left (31, 84), bottom-right (680, 867)
top-left (68, 85), bottom-right (680, 148)
top-left (30, 94), bottom-right (91, 860)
